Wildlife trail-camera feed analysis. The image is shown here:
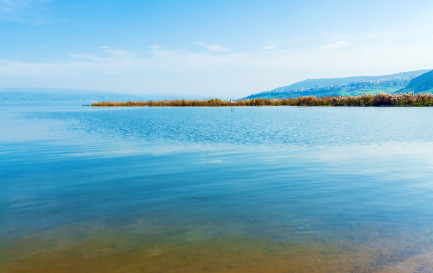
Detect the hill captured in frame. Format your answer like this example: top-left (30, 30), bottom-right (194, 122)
top-left (243, 70), bottom-right (429, 99)
top-left (0, 88), bottom-right (140, 103)
top-left (397, 70), bottom-right (433, 94)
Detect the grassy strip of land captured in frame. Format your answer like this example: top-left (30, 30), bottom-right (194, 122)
top-left (92, 93), bottom-right (433, 107)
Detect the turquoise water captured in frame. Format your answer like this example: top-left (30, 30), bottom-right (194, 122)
top-left (2, 104), bottom-right (433, 271)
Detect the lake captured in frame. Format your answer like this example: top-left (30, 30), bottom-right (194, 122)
top-left (2, 104), bottom-right (433, 272)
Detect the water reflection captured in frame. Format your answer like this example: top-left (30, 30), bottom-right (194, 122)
top-left (2, 104), bottom-right (433, 272)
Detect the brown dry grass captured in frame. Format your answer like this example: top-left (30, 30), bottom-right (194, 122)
top-left (92, 93), bottom-right (433, 107)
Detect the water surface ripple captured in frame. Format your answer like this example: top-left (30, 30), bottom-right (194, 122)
top-left (2, 104), bottom-right (433, 272)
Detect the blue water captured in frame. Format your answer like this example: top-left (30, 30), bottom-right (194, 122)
top-left (2, 104), bottom-right (433, 270)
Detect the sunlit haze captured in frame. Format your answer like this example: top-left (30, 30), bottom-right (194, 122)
top-left (1, 0), bottom-right (433, 97)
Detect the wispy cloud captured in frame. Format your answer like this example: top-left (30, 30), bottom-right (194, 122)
top-left (1, 39), bottom-right (432, 97)
top-left (100, 46), bottom-right (137, 59)
top-left (196, 41), bottom-right (230, 52)
top-left (66, 47), bottom-right (138, 64)
top-left (67, 53), bottom-right (102, 61)
top-left (149, 45), bottom-right (162, 50)
top-left (263, 44), bottom-right (278, 50)
top-left (0, 0), bottom-right (51, 23)
top-left (321, 40), bottom-right (349, 49)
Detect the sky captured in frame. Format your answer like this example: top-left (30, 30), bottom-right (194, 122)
top-left (1, 0), bottom-right (433, 98)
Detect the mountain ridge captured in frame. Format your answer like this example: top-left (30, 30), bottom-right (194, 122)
top-left (243, 70), bottom-right (430, 99)
top-left (0, 88), bottom-right (205, 103)
top-left (397, 70), bottom-right (433, 94)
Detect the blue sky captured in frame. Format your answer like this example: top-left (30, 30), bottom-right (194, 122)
top-left (1, 0), bottom-right (433, 97)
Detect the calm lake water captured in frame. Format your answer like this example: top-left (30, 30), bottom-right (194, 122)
top-left (2, 104), bottom-right (433, 272)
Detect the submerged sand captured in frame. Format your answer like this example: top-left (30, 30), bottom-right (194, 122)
top-left (2, 228), bottom-right (433, 273)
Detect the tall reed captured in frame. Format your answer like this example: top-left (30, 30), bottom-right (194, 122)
top-left (92, 93), bottom-right (433, 107)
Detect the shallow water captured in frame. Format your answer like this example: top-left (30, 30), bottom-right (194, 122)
top-left (2, 104), bottom-right (433, 272)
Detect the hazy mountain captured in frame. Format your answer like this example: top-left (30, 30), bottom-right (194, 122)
top-left (0, 88), bottom-right (204, 103)
top-left (396, 70), bottom-right (433, 94)
top-left (243, 70), bottom-right (429, 99)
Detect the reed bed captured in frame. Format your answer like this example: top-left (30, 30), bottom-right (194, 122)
top-left (92, 93), bottom-right (433, 107)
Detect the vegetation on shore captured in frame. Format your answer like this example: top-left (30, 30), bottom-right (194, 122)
top-left (92, 93), bottom-right (433, 107)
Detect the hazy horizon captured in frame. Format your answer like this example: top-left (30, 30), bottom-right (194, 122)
top-left (1, 0), bottom-right (433, 97)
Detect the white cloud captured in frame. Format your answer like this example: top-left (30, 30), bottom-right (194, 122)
top-left (263, 44), bottom-right (278, 50)
top-left (67, 53), bottom-right (102, 61)
top-left (321, 40), bottom-right (349, 49)
top-left (196, 41), bottom-right (229, 52)
top-left (207, 44), bottom-right (229, 52)
top-left (67, 47), bottom-right (137, 62)
top-left (149, 45), bottom-right (162, 50)
top-left (0, 0), bottom-right (51, 22)
top-left (101, 48), bottom-right (137, 58)
top-left (0, 0), bottom-right (50, 9)
top-left (1, 39), bottom-right (433, 98)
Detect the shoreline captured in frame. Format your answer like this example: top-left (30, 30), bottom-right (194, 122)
top-left (2, 226), bottom-right (432, 273)
top-left (91, 93), bottom-right (433, 107)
